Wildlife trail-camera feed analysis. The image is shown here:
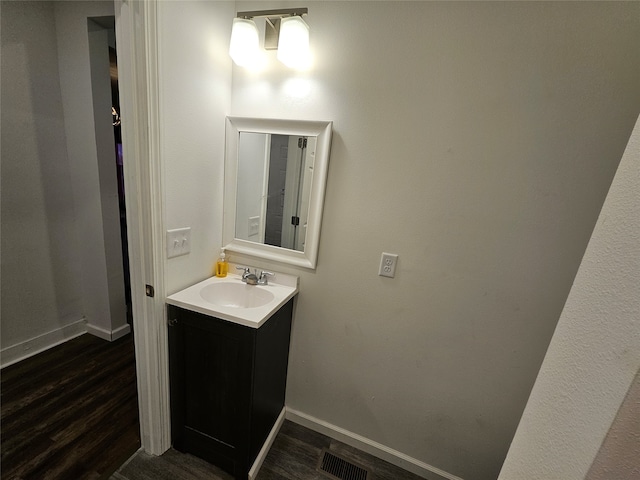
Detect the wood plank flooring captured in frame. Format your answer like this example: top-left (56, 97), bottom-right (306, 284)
top-left (111, 420), bottom-right (427, 480)
top-left (1, 333), bottom-right (140, 480)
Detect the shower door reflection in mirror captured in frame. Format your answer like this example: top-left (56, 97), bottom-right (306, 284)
top-left (236, 132), bottom-right (316, 252)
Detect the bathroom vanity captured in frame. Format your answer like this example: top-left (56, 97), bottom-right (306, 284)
top-left (166, 270), bottom-right (298, 479)
top-left (164, 117), bottom-right (329, 478)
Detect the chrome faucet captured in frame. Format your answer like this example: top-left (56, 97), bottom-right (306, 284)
top-left (236, 266), bottom-right (258, 285)
top-left (236, 266), bottom-right (274, 286)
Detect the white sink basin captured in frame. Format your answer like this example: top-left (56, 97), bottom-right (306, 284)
top-left (166, 267), bottom-right (298, 328)
top-left (200, 282), bottom-right (274, 308)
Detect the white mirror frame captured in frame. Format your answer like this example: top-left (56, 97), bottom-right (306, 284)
top-left (223, 117), bottom-right (333, 269)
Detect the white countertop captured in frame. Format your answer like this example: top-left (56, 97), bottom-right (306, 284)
top-left (166, 267), bottom-right (299, 328)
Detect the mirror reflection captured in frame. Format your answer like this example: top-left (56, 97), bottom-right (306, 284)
top-left (236, 132), bottom-right (316, 252)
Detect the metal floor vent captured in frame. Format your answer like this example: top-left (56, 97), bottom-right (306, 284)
top-left (318, 449), bottom-right (370, 480)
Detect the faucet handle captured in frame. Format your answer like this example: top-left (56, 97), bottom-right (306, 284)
top-left (258, 271), bottom-right (274, 285)
top-left (236, 266), bottom-right (251, 279)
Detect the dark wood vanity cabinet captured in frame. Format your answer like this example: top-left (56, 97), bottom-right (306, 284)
top-left (167, 299), bottom-right (294, 480)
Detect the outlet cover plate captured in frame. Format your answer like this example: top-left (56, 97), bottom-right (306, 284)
top-left (378, 252), bottom-right (398, 278)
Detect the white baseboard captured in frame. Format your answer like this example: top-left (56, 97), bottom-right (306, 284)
top-left (0, 319), bottom-right (87, 369)
top-left (86, 323), bottom-right (131, 341)
top-left (112, 323), bottom-right (132, 340)
top-left (285, 408), bottom-right (464, 480)
top-left (248, 407), bottom-right (285, 480)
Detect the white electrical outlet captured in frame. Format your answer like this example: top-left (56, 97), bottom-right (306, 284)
top-left (378, 252), bottom-right (398, 278)
top-left (166, 227), bottom-right (191, 258)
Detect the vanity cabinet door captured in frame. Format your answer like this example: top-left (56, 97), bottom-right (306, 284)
top-left (168, 306), bottom-right (254, 478)
top-left (167, 298), bottom-right (294, 480)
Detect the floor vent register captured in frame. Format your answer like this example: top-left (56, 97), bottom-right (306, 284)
top-left (318, 449), bottom-right (370, 480)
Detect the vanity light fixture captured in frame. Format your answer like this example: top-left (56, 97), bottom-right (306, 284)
top-left (229, 17), bottom-right (260, 67)
top-left (277, 16), bottom-right (310, 69)
top-left (229, 8), bottom-right (310, 70)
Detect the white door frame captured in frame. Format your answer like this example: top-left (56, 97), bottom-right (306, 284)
top-left (114, 0), bottom-right (170, 455)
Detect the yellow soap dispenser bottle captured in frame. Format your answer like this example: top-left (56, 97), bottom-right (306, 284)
top-left (215, 248), bottom-right (228, 277)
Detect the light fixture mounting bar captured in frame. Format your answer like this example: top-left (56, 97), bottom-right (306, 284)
top-left (264, 18), bottom-right (281, 50)
top-left (236, 8), bottom-right (308, 51)
top-left (236, 8), bottom-right (308, 19)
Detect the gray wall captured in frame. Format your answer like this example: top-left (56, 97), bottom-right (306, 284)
top-left (228, 2), bottom-right (640, 479)
top-left (1, 1), bottom-right (85, 354)
top-left (499, 116), bottom-right (640, 480)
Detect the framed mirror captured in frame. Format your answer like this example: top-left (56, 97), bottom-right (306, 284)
top-left (223, 117), bottom-right (333, 269)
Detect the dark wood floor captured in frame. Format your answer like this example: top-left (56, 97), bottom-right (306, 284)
top-left (111, 420), bottom-right (426, 480)
top-left (1, 333), bottom-right (141, 480)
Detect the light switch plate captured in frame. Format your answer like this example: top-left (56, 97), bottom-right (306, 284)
top-left (249, 216), bottom-right (260, 237)
top-left (167, 227), bottom-right (191, 258)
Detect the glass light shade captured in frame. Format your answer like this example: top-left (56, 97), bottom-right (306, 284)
top-left (229, 18), bottom-right (260, 67)
top-left (277, 16), bottom-right (310, 69)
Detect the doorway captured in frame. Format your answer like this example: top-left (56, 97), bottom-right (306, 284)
top-left (108, 36), bottom-right (133, 328)
top-left (88, 15), bottom-right (133, 331)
